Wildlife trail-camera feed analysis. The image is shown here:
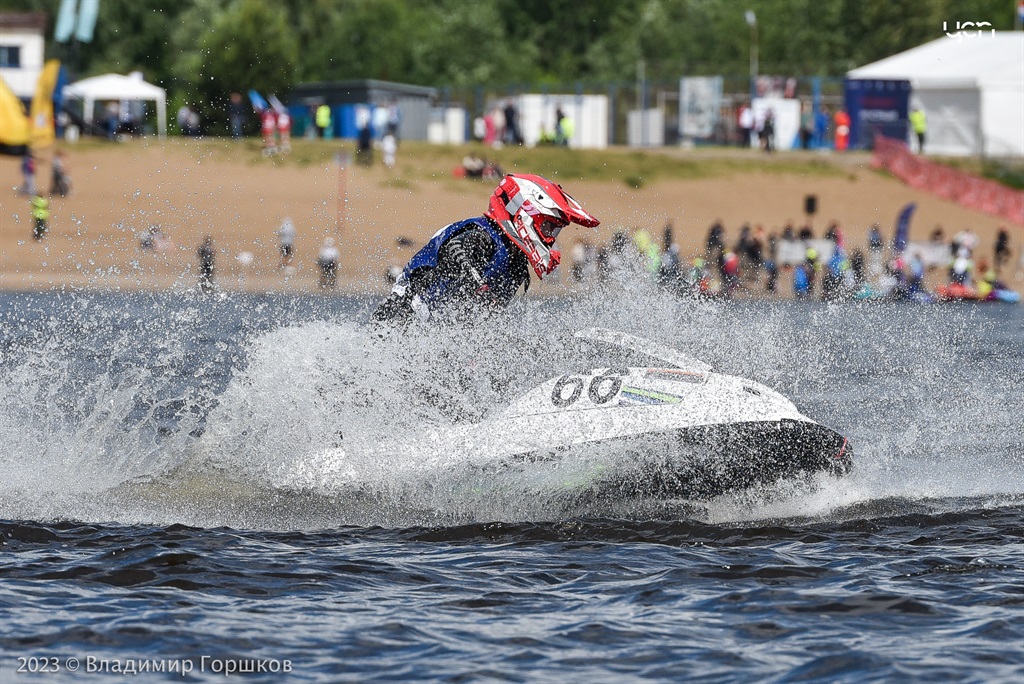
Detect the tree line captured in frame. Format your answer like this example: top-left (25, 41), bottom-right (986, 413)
top-left (5, 0), bottom-right (1016, 132)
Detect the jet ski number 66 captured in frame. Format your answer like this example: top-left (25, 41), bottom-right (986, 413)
top-left (551, 369), bottom-right (628, 408)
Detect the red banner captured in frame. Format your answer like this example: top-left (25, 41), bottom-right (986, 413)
top-left (872, 136), bottom-right (1024, 225)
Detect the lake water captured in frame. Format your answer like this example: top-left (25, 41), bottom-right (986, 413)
top-left (1, 288), bottom-right (1021, 682)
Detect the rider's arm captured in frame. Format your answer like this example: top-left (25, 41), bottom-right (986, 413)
top-left (436, 227), bottom-right (495, 293)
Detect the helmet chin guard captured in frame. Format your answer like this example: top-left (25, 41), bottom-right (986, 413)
top-left (485, 174), bottom-right (599, 278)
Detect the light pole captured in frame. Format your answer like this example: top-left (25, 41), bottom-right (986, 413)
top-left (746, 10), bottom-right (758, 101)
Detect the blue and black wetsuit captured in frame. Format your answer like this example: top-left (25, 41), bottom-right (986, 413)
top-left (372, 217), bottom-right (530, 324)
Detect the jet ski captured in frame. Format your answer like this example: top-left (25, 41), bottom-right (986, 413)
top-left (325, 328), bottom-right (852, 508)
top-left (303, 328), bottom-right (851, 509)
top-left (420, 328), bottom-right (850, 502)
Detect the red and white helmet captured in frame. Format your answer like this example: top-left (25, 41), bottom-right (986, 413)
top-left (485, 173), bottom-right (599, 278)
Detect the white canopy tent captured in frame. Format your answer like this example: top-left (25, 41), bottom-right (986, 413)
top-left (847, 33), bottom-right (1023, 158)
top-left (62, 72), bottom-right (167, 137)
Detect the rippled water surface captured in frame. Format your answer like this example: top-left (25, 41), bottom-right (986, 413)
top-left (1, 290), bottom-right (1021, 682)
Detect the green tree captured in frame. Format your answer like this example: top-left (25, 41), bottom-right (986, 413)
top-left (172, 0), bottom-right (298, 132)
top-left (409, 1), bottom-right (537, 88)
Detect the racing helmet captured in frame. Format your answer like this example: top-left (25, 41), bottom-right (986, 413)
top-left (485, 174), bottom-right (599, 278)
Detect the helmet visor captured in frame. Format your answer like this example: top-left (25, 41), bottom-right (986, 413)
top-left (536, 216), bottom-right (568, 243)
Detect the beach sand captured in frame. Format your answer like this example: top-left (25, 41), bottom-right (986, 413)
top-left (1, 139), bottom-right (1020, 295)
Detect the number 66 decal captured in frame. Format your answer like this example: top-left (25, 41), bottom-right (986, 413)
top-left (551, 369), bottom-right (626, 407)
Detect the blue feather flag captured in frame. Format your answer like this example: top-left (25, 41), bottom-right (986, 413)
top-left (248, 90), bottom-right (268, 113)
top-left (893, 202), bottom-right (915, 254)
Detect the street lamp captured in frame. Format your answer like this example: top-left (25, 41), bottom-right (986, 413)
top-left (745, 10), bottom-right (758, 101)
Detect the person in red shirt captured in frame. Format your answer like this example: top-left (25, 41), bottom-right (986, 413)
top-left (277, 109), bottom-right (292, 153)
top-left (834, 108), bottom-right (851, 151)
top-left (260, 109), bottom-right (277, 155)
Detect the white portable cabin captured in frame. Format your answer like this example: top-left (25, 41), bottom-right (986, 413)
top-left (846, 33), bottom-right (1024, 158)
top-left (513, 94), bottom-right (609, 149)
top-left (0, 12), bottom-right (46, 100)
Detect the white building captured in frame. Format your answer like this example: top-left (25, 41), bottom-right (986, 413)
top-left (0, 12), bottom-right (46, 100)
top-left (847, 32), bottom-right (1024, 158)
top-left (515, 94), bottom-right (608, 149)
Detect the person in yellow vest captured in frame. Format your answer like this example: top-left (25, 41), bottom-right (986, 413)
top-left (315, 103), bottom-right (332, 139)
top-left (909, 107), bottom-right (927, 154)
top-left (976, 261), bottom-right (997, 299)
top-left (31, 195), bottom-right (49, 241)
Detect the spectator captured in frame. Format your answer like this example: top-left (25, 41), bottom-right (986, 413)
top-left (705, 220), bottom-right (726, 277)
top-left (503, 100), bottom-right (522, 145)
top-left (765, 231), bottom-right (779, 292)
top-left (19, 152), bottom-right (35, 196)
top-left (748, 225), bottom-right (766, 278)
top-left (277, 217), bottom-right (296, 269)
top-left (909, 106), bottom-right (927, 154)
top-left (482, 109), bottom-right (497, 147)
top-left (187, 108), bottom-right (201, 137)
top-left (50, 150), bottom-right (71, 197)
top-left (381, 133), bottom-right (397, 169)
top-left (357, 125), bottom-right (373, 165)
top-left (177, 104), bottom-right (192, 136)
top-left (793, 261), bottom-right (811, 299)
top-left (760, 109), bottom-right (775, 153)
top-left (318, 237), bottom-right (340, 289)
top-left (316, 102), bottom-right (332, 139)
top-left (277, 108), bottom-right (292, 153)
top-left (105, 102), bottom-right (119, 139)
top-left (868, 223), bottom-right (883, 252)
top-left (386, 99), bottom-right (401, 138)
top-left (228, 92), bottom-right (246, 139)
top-left (994, 227), bottom-right (1010, 273)
top-left (198, 236), bottom-right (216, 292)
top-left (833, 108), bottom-right (851, 151)
top-left (31, 195), bottom-right (49, 240)
top-left (571, 241), bottom-right (587, 282)
top-left (554, 105), bottom-right (567, 145)
top-left (953, 228), bottom-right (978, 256)
top-left (492, 106), bottom-right (506, 147)
top-left (261, 108), bottom-right (277, 155)
top-left (799, 101), bottom-right (813, 149)
top-left (815, 106), bottom-right (830, 148)
top-left (737, 101), bottom-right (754, 147)
top-left (139, 225), bottom-right (171, 252)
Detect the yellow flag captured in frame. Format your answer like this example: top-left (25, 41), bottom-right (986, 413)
top-left (0, 75), bottom-right (30, 155)
top-left (30, 59), bottom-right (61, 148)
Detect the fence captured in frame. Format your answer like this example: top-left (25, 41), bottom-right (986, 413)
top-left (873, 136), bottom-right (1024, 225)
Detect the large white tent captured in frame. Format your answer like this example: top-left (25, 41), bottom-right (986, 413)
top-left (62, 72), bottom-right (167, 137)
top-left (847, 33), bottom-right (1023, 158)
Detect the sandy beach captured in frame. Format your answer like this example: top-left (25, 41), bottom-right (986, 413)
top-left (1, 139), bottom-right (1020, 295)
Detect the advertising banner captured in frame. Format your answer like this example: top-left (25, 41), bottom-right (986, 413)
top-left (679, 77), bottom-right (722, 140)
top-left (844, 79), bottom-right (910, 150)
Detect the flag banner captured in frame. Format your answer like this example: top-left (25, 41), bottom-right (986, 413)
top-left (54, 0), bottom-right (78, 43)
top-left (248, 90), bottom-right (268, 113)
top-left (75, 0), bottom-right (99, 43)
top-left (893, 202), bottom-right (916, 254)
top-left (0, 76), bottom-right (30, 155)
top-left (268, 94), bottom-right (286, 114)
top-left (30, 60), bottom-right (61, 148)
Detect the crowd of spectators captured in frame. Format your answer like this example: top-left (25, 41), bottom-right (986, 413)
top-left (563, 219), bottom-right (1019, 303)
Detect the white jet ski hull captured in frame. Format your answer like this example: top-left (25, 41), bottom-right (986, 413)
top-left (441, 366), bottom-right (851, 501)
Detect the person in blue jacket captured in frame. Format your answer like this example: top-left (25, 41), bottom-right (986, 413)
top-left (372, 174), bottom-right (599, 324)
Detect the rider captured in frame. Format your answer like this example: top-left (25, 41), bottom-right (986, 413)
top-left (372, 173), bottom-right (599, 324)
